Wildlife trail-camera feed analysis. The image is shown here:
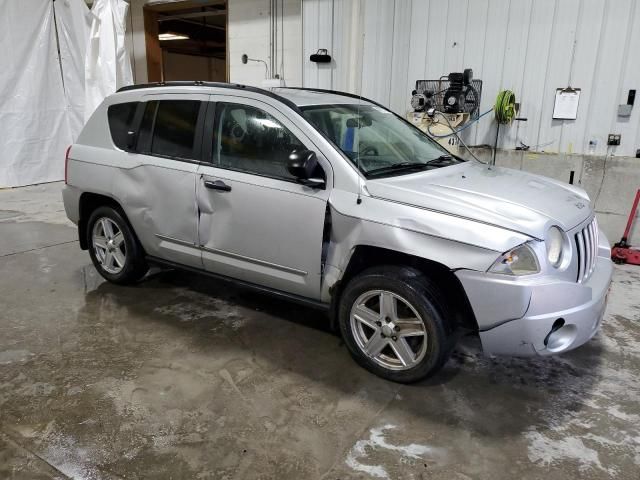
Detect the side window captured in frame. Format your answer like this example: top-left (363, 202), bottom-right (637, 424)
top-left (214, 103), bottom-right (307, 181)
top-left (150, 100), bottom-right (201, 160)
top-left (107, 102), bottom-right (139, 150)
top-left (136, 101), bottom-right (157, 152)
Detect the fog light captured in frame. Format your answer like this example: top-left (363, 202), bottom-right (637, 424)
top-left (544, 318), bottom-right (577, 352)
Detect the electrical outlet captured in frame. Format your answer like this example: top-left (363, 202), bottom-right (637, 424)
top-left (608, 134), bottom-right (621, 146)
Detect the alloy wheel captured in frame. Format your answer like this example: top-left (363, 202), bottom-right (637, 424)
top-left (349, 290), bottom-right (428, 370)
top-left (92, 217), bottom-right (127, 274)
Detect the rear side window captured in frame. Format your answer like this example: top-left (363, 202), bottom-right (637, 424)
top-left (136, 101), bottom-right (157, 152)
top-left (151, 100), bottom-right (201, 160)
top-left (107, 102), bottom-right (139, 150)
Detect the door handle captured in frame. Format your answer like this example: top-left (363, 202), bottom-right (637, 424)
top-left (203, 179), bottom-right (232, 192)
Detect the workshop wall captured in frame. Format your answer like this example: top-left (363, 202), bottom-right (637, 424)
top-left (302, 0), bottom-right (640, 157)
top-left (228, 0), bottom-right (303, 87)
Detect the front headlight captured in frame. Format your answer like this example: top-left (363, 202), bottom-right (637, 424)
top-left (546, 226), bottom-right (564, 268)
top-left (489, 242), bottom-right (540, 276)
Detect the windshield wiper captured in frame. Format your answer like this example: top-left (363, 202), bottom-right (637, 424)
top-left (424, 154), bottom-right (454, 165)
top-left (366, 162), bottom-right (431, 177)
top-left (366, 155), bottom-right (456, 177)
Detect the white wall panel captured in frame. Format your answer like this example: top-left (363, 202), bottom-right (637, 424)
top-left (584, 0), bottom-right (636, 155)
top-left (460, 0), bottom-right (489, 144)
top-left (302, 0), bottom-right (640, 156)
top-left (515, 0), bottom-right (555, 152)
top-left (424, 0), bottom-right (448, 78)
top-left (559, 0), bottom-right (606, 154)
top-left (329, 0), bottom-right (350, 91)
top-left (443, 0), bottom-right (467, 75)
top-left (473, 0), bottom-right (510, 145)
top-left (625, 2), bottom-right (640, 151)
top-left (229, 0), bottom-right (303, 87)
top-left (389, 0), bottom-right (412, 112)
top-left (406, 0), bottom-right (430, 96)
top-left (535, 0), bottom-right (579, 154)
top-left (498, 0), bottom-right (532, 149)
top-left (364, 0), bottom-right (397, 105)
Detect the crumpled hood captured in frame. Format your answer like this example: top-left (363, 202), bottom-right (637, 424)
top-left (366, 162), bottom-right (591, 238)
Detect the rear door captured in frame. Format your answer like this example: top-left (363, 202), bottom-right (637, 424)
top-left (195, 96), bottom-right (331, 299)
top-left (115, 94), bottom-right (208, 268)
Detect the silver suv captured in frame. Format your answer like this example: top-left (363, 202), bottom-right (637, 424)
top-left (63, 82), bottom-right (613, 383)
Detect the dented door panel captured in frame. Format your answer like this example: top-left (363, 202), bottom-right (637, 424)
top-left (113, 155), bottom-right (202, 267)
top-left (196, 167), bottom-right (328, 298)
top-left (196, 95), bottom-right (331, 299)
top-left (110, 93), bottom-right (209, 268)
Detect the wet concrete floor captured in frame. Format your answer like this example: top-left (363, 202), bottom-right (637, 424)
top-left (1, 183), bottom-right (639, 479)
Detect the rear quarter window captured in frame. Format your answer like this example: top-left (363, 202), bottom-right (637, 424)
top-left (150, 100), bottom-right (201, 160)
top-left (107, 102), bottom-right (139, 150)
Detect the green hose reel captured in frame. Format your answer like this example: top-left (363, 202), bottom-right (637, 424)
top-left (494, 90), bottom-right (517, 124)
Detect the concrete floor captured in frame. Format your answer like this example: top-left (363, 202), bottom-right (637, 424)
top-left (1, 182), bottom-right (639, 480)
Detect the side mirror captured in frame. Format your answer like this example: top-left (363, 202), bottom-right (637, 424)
top-left (287, 149), bottom-right (325, 189)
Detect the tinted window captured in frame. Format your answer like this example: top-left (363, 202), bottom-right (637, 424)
top-left (136, 101), bottom-right (157, 152)
top-left (214, 103), bottom-right (305, 181)
top-left (150, 100), bottom-right (201, 160)
top-left (107, 102), bottom-right (138, 150)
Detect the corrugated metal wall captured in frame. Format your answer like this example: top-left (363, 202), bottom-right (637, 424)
top-left (302, 0), bottom-right (640, 156)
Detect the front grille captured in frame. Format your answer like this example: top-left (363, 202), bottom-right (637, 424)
top-left (575, 217), bottom-right (599, 283)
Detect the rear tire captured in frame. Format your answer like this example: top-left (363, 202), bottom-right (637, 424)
top-left (338, 265), bottom-right (455, 383)
top-left (87, 206), bottom-right (148, 285)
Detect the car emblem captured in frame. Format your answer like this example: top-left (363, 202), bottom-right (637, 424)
top-left (575, 202), bottom-right (585, 209)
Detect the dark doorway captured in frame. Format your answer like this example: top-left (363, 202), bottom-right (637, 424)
top-left (143, 0), bottom-right (227, 83)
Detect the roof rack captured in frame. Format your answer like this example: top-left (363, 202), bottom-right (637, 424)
top-left (277, 87), bottom-right (385, 109)
top-left (117, 80), bottom-right (245, 93)
top-left (116, 81), bottom-right (302, 113)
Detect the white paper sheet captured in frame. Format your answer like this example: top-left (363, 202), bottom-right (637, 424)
top-left (553, 88), bottom-right (581, 120)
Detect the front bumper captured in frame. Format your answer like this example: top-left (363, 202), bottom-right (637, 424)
top-left (456, 242), bottom-right (613, 356)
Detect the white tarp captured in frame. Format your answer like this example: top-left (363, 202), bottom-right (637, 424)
top-left (0, 0), bottom-right (133, 188)
top-left (84, 0), bottom-right (133, 121)
top-left (55, 0), bottom-right (93, 137)
top-left (0, 0), bottom-right (71, 187)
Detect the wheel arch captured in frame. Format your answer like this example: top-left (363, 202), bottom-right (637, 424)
top-left (78, 192), bottom-right (128, 250)
top-left (329, 245), bottom-right (478, 333)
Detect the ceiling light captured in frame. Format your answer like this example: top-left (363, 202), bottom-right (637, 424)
top-left (159, 33), bottom-right (189, 41)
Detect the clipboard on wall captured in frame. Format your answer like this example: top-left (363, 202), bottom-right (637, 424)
top-left (553, 87), bottom-right (581, 120)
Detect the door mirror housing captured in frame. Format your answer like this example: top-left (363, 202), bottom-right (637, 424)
top-left (287, 149), bottom-right (325, 189)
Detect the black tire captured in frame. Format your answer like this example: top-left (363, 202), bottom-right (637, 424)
top-left (86, 206), bottom-right (148, 285)
top-left (338, 265), bottom-right (455, 383)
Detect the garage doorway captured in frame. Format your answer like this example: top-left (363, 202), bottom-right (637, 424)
top-left (143, 0), bottom-right (227, 83)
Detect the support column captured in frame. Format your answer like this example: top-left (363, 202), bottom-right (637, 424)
top-left (143, 6), bottom-right (162, 82)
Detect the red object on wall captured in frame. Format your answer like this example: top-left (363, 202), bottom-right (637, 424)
top-left (611, 189), bottom-right (640, 265)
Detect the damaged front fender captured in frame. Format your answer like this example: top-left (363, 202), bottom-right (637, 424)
top-left (320, 189), bottom-right (531, 303)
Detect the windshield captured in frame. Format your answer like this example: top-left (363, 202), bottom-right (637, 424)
top-left (301, 103), bottom-right (464, 178)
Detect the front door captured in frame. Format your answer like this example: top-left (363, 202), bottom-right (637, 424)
top-left (196, 96), bottom-right (331, 299)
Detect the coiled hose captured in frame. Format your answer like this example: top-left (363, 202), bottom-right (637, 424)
top-left (494, 90), bottom-right (516, 124)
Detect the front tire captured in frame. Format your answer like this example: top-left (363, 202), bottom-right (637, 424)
top-left (87, 206), bottom-right (148, 285)
top-left (338, 265), bottom-right (455, 383)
